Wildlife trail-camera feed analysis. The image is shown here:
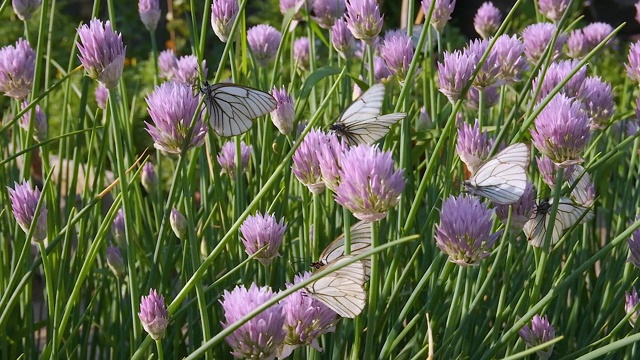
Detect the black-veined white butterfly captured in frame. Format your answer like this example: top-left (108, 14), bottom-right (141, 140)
top-left (305, 255), bottom-right (368, 318)
top-left (567, 165), bottom-right (595, 206)
top-left (523, 197), bottom-right (592, 247)
top-left (330, 83), bottom-right (407, 146)
top-left (463, 143), bottom-right (530, 205)
top-left (199, 81), bottom-right (276, 136)
top-left (311, 221), bottom-right (372, 279)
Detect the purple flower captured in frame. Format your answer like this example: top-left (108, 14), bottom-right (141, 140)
top-left (247, 24), bottom-right (282, 67)
top-left (625, 287), bottom-right (640, 327)
top-left (536, 155), bottom-right (575, 188)
top-left (141, 162), bottom-right (158, 194)
top-left (221, 284), bottom-right (286, 359)
top-left (106, 246), bottom-right (125, 277)
top-left (437, 50), bottom-right (476, 103)
top-left (292, 129), bottom-right (330, 194)
top-left (271, 86), bottom-right (295, 135)
top-left (626, 41), bottom-right (640, 83)
top-left (280, 0), bottom-right (304, 18)
top-left (144, 81), bottom-right (207, 154)
top-left (279, 272), bottom-right (338, 357)
top-left (421, 0), bottom-right (456, 33)
top-left (416, 106), bottom-right (431, 131)
top-left (170, 208), bottom-right (187, 240)
top-left (0, 38), bottom-right (36, 99)
top-left (521, 22), bottom-right (566, 64)
top-left (138, 289), bottom-right (169, 340)
top-left (465, 38), bottom-right (501, 88)
top-left (345, 0), bottom-right (383, 43)
top-left (519, 315), bottom-right (556, 359)
top-left (158, 49), bottom-right (178, 80)
top-left (493, 34), bottom-right (527, 83)
top-left (435, 194), bottom-right (501, 266)
top-left (293, 37), bottom-right (311, 71)
top-left (369, 56), bottom-right (392, 82)
top-left (217, 140), bottom-right (253, 177)
top-left (332, 17), bottom-right (357, 59)
top-left (95, 83), bottom-right (108, 109)
top-left (566, 29), bottom-right (587, 59)
top-left (76, 19), bottom-right (126, 89)
top-left (335, 144), bottom-right (405, 221)
top-left (537, 0), bottom-right (569, 22)
top-left (495, 182), bottom-right (535, 231)
top-left (466, 86), bottom-right (499, 111)
top-left (112, 208), bottom-right (126, 247)
top-left (582, 22), bottom-right (613, 49)
top-left (380, 30), bottom-right (415, 80)
top-left (173, 55), bottom-right (207, 85)
top-left (456, 119), bottom-right (492, 174)
top-left (12, 0), bottom-right (42, 20)
top-left (240, 212), bottom-right (287, 265)
top-left (312, 0), bottom-right (346, 29)
top-left (531, 94), bottom-right (590, 167)
top-left (139, 0), bottom-right (161, 32)
top-left (531, 59), bottom-right (586, 102)
top-left (474, 2), bottom-right (501, 39)
top-left (7, 180), bottom-right (47, 242)
top-left (578, 76), bottom-right (614, 130)
top-left (211, 0), bottom-right (239, 43)
top-left (628, 216), bottom-right (640, 269)
top-left (317, 132), bottom-right (347, 192)
top-left (20, 101), bottom-right (47, 142)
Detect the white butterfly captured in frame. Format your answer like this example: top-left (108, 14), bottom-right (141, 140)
top-left (463, 143), bottom-right (530, 205)
top-left (330, 83), bottom-right (407, 146)
top-left (567, 165), bottom-right (595, 206)
top-left (199, 81), bottom-right (277, 136)
top-left (523, 197), bottom-right (592, 247)
top-left (312, 221), bottom-right (372, 279)
top-left (305, 255), bottom-right (368, 318)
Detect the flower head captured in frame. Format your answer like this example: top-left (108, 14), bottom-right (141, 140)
top-left (521, 22), bottom-right (566, 64)
top-left (76, 19), bottom-right (126, 89)
top-left (332, 17), bottom-right (357, 59)
top-left (139, 0), bottom-right (161, 32)
top-left (628, 216), bottom-right (640, 269)
top-left (240, 212), bottom-right (287, 265)
top-left (474, 2), bottom-right (501, 39)
top-left (531, 94), bottom-right (590, 167)
top-left (293, 37), bottom-right (311, 71)
top-left (466, 86), bottom-right (499, 111)
top-left (536, 155), bottom-right (575, 188)
top-left (280, 0), bottom-right (304, 17)
top-left (456, 119), bottom-right (492, 174)
top-left (531, 59), bottom-right (586, 102)
top-left (437, 50), bottom-right (477, 103)
top-left (421, 0), bottom-right (456, 33)
top-left (158, 50), bottom-right (178, 80)
top-left (519, 315), bottom-right (556, 359)
top-left (627, 41), bottom-right (640, 83)
top-left (279, 272), bottom-right (338, 357)
top-left (170, 208), bottom-right (187, 240)
top-left (221, 284), bottom-right (286, 359)
top-left (345, 0), bottom-right (383, 43)
top-left (416, 106), bottom-right (432, 131)
top-left (138, 289), bottom-right (169, 340)
top-left (566, 29), bottom-right (587, 59)
top-left (211, 0), bottom-right (239, 43)
top-left (217, 140), bottom-right (253, 177)
top-left (368, 56), bottom-right (392, 83)
top-left (0, 38), bottom-right (36, 99)
top-left (247, 25), bottom-right (282, 67)
top-left (173, 55), bottom-right (207, 85)
top-left (112, 208), bottom-right (126, 247)
top-left (493, 34), bottom-right (527, 83)
top-left (495, 182), bottom-right (535, 231)
top-left (95, 83), bottom-right (108, 109)
top-left (317, 132), bottom-right (347, 192)
top-left (312, 0), bottom-right (346, 29)
top-left (7, 180), bottom-right (47, 242)
top-left (380, 30), bottom-right (415, 80)
top-left (538, 0), bottom-right (569, 22)
top-left (335, 144), bottom-right (405, 221)
top-left (582, 22), bottom-right (613, 49)
top-left (106, 246), bottom-right (125, 277)
top-left (141, 162), bottom-right (158, 194)
top-left (12, 0), bottom-right (42, 20)
top-left (293, 129), bottom-right (332, 194)
top-left (20, 101), bottom-right (47, 142)
top-left (578, 76), bottom-right (614, 130)
top-left (145, 81), bottom-right (207, 154)
top-left (270, 86), bottom-right (295, 135)
top-left (435, 194), bottom-right (501, 266)
top-left (626, 287), bottom-right (640, 327)
top-left (465, 38), bottom-right (501, 88)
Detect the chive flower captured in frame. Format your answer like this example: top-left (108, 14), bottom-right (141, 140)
top-left (95, 83), bottom-right (108, 109)
top-left (536, 155), bottom-right (575, 188)
top-left (519, 315), bottom-right (556, 359)
top-left (270, 86), bottom-right (295, 135)
top-left (437, 50), bottom-right (477, 103)
top-left (106, 246), bottom-right (125, 277)
top-left (76, 19), bottom-right (126, 89)
top-left (578, 76), bottom-right (614, 130)
top-left (625, 287), bottom-right (640, 327)
top-left (141, 162), bottom-right (158, 194)
top-left (345, 0), bottom-right (383, 43)
top-left (537, 0), bottom-right (569, 22)
top-left (582, 22), bottom-right (613, 49)
top-left (139, 0), bottom-right (161, 32)
top-left (456, 119), bottom-right (492, 174)
top-left (173, 55), bottom-right (207, 85)
top-left (317, 132), bottom-right (347, 192)
top-left (473, 2), bottom-right (501, 39)
top-left (531, 59), bottom-right (586, 102)
top-left (521, 22), bottom-right (566, 64)
top-left (380, 30), bottom-right (416, 81)
top-left (138, 289), bottom-right (169, 340)
top-left (466, 86), bottom-right (499, 111)
top-left (293, 128), bottom-right (330, 194)
top-left (465, 38), bottom-right (502, 88)
top-left (421, 0), bottom-right (456, 33)
top-left (7, 180), bottom-right (47, 242)
top-left (20, 101), bottom-right (47, 142)
top-left (0, 38), bottom-right (36, 99)
top-left (211, 0), bottom-right (239, 43)
top-left (12, 0), bottom-right (42, 20)
top-left (293, 37), bottom-right (311, 71)
top-left (247, 24), bottom-right (282, 67)
top-left (332, 17), bottom-right (357, 59)
top-left (566, 29), bottom-right (587, 59)
top-left (217, 140), bottom-right (253, 177)
top-left (112, 208), bottom-right (126, 247)
top-left (240, 212), bottom-right (287, 265)
top-left (170, 208), bottom-right (187, 240)
top-left (493, 34), bottom-right (527, 83)
top-left (312, 0), bottom-right (346, 29)
top-left (158, 49), bottom-right (178, 80)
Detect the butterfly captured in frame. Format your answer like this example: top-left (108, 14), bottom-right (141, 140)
top-left (312, 221), bottom-right (372, 279)
top-left (463, 143), bottom-right (530, 205)
top-left (330, 83), bottom-right (407, 146)
top-left (199, 81), bottom-right (277, 136)
top-left (567, 165), bottom-right (594, 206)
top-left (305, 255), bottom-right (368, 318)
top-left (523, 197), bottom-right (592, 247)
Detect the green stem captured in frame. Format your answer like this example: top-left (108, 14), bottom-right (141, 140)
top-left (363, 221), bottom-right (380, 359)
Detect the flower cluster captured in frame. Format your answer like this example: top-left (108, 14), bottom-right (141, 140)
top-left (239, 212), bottom-right (287, 265)
top-left (7, 180), bottom-right (47, 242)
top-left (76, 19), bottom-right (125, 89)
top-left (138, 289), bottom-right (169, 340)
top-left (217, 140), bottom-right (253, 177)
top-left (211, 0), bottom-right (239, 42)
top-left (519, 315), bottom-right (556, 359)
top-left (0, 38), bottom-right (36, 99)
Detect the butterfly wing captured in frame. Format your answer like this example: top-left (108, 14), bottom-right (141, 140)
top-left (488, 143), bottom-right (530, 170)
top-left (305, 256), bottom-right (367, 318)
top-left (568, 165), bottom-right (593, 206)
top-left (524, 197), bottom-right (590, 247)
top-left (204, 83), bottom-right (276, 136)
top-left (317, 221), bottom-right (373, 278)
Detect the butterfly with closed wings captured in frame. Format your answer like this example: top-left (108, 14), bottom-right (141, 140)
top-left (199, 81), bottom-right (277, 136)
top-left (311, 221), bottom-right (372, 279)
top-left (330, 83), bottom-right (407, 146)
top-left (523, 196), bottom-right (593, 247)
top-left (463, 143), bottom-right (530, 205)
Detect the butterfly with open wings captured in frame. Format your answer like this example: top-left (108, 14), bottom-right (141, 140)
top-left (523, 196), bottom-right (593, 247)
